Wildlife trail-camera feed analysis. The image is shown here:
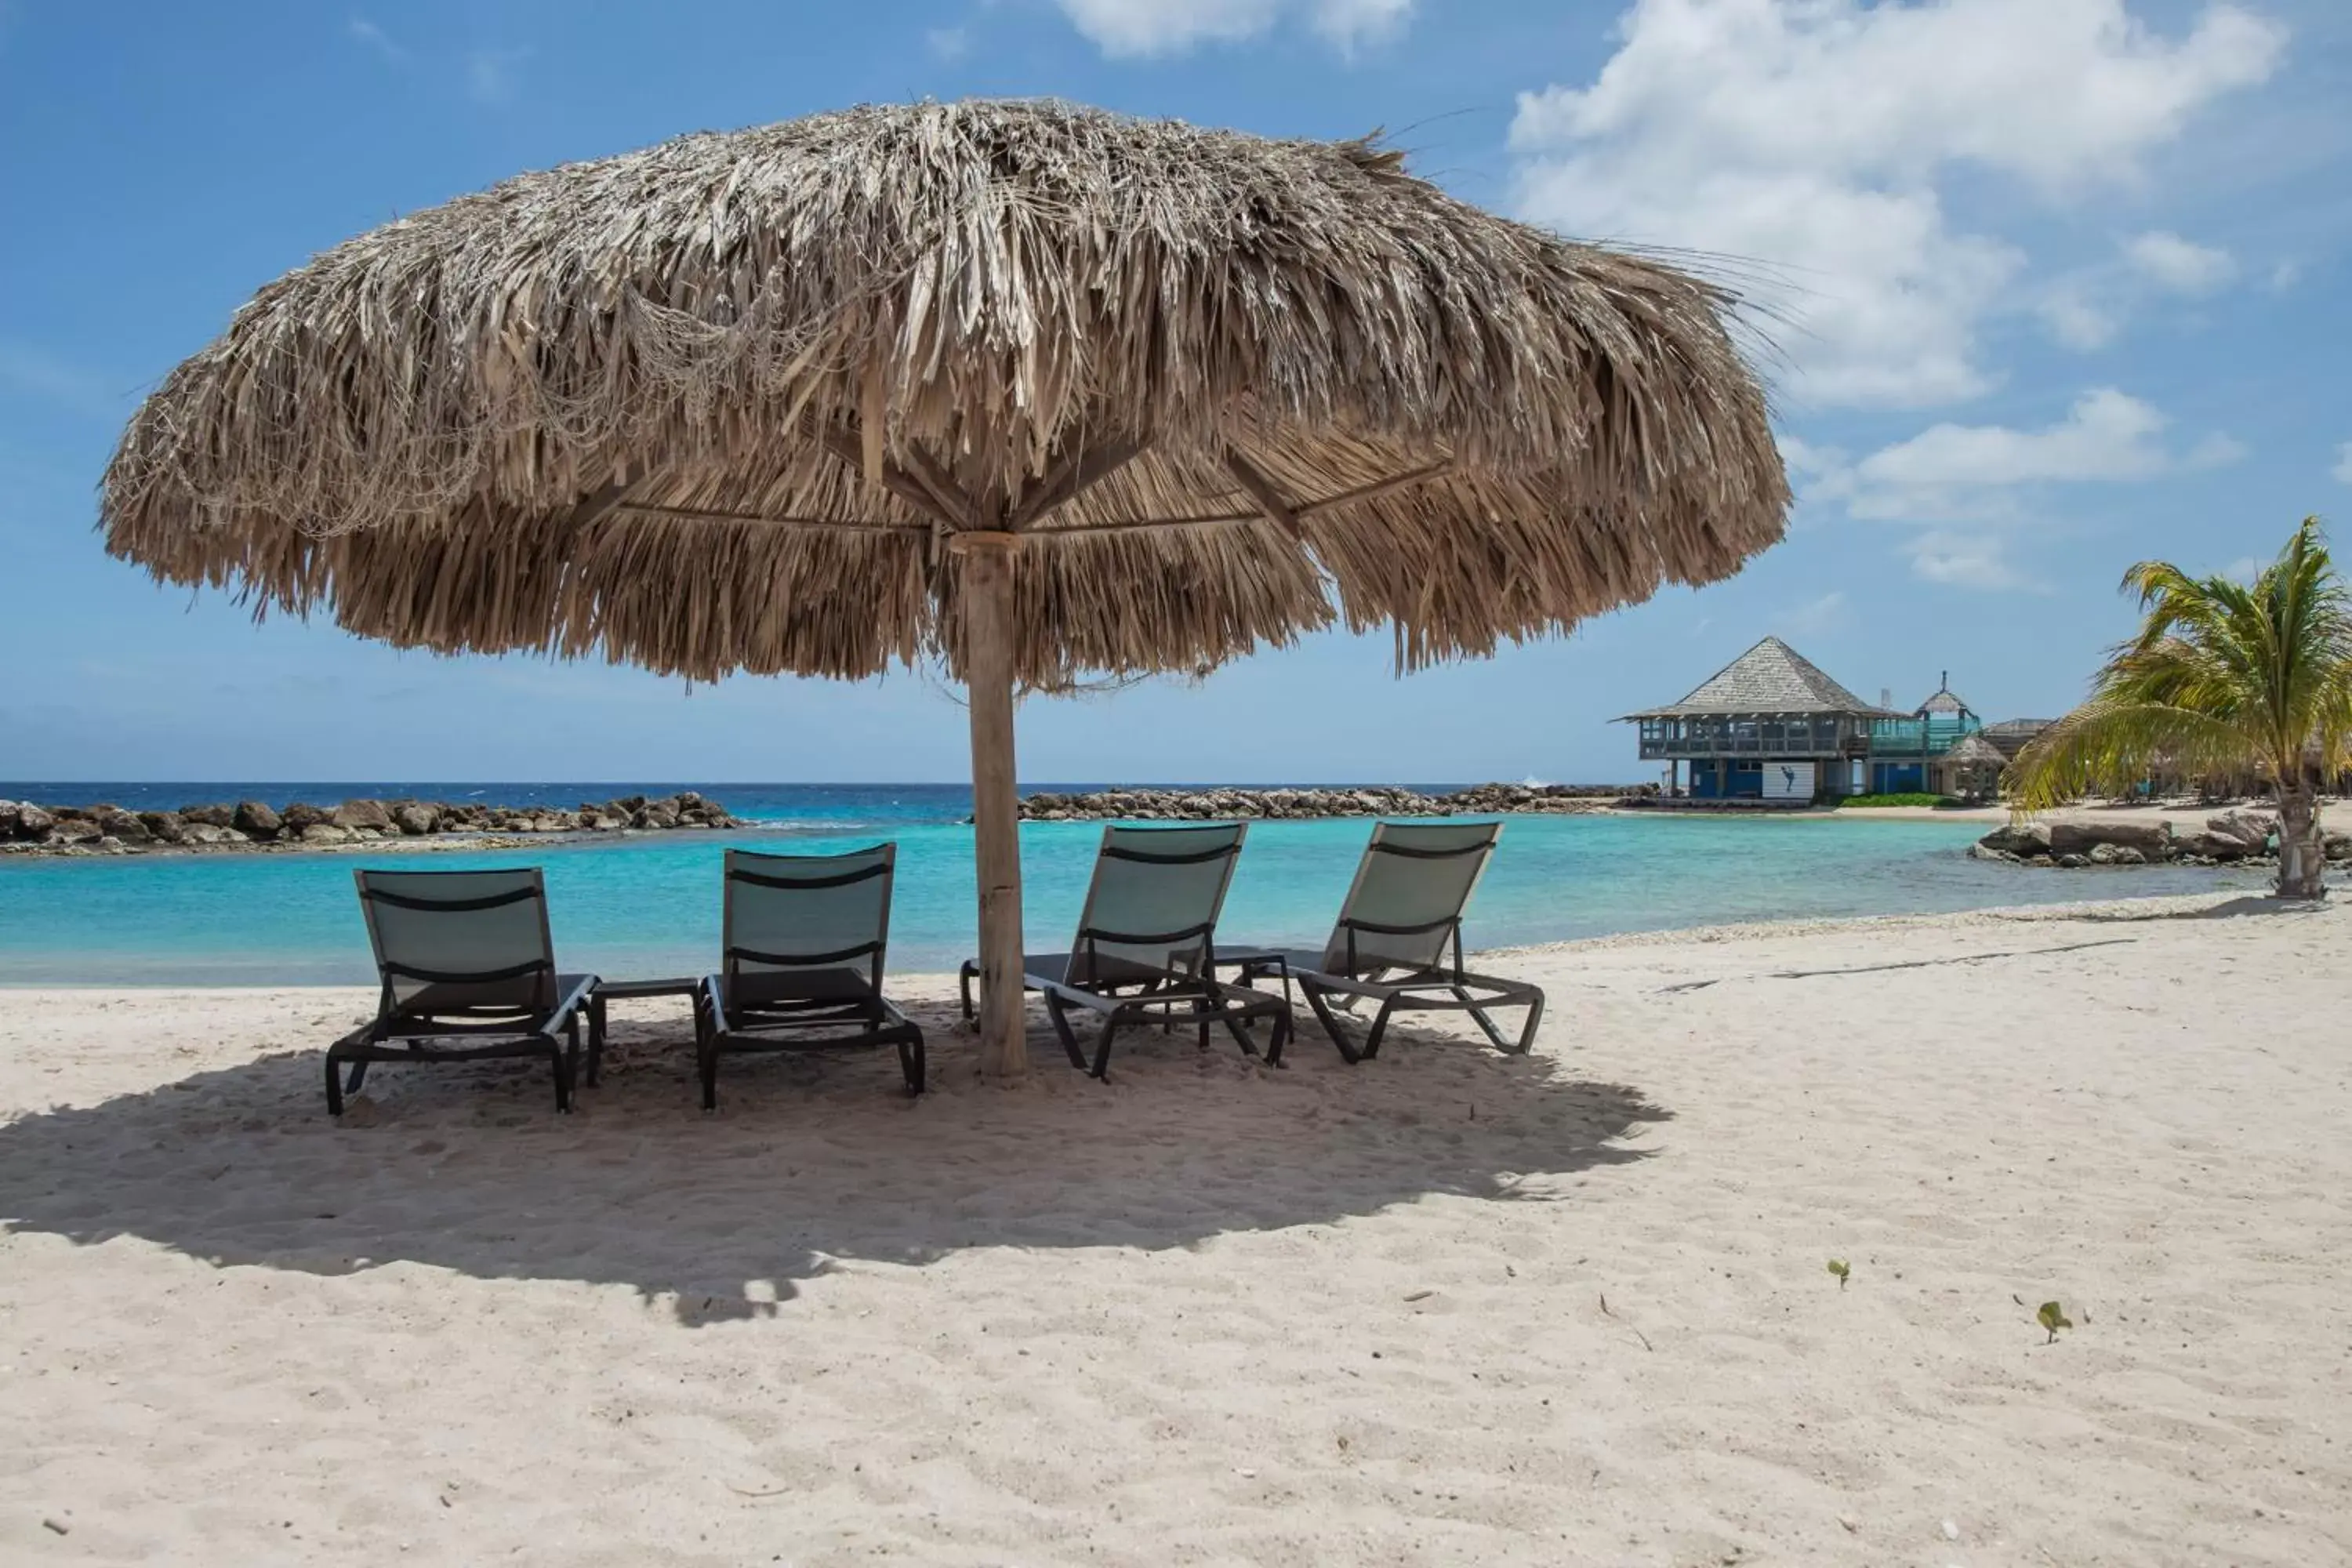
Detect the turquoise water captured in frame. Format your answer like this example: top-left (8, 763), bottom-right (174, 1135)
top-left (0, 783), bottom-right (2256, 985)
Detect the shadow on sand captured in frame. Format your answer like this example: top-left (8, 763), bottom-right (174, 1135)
top-left (0, 996), bottom-right (1665, 1326)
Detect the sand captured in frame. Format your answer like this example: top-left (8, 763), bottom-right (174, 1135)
top-left (3, 892), bottom-right (2349, 1565)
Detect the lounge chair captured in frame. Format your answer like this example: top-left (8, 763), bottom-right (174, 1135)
top-left (956, 822), bottom-right (1290, 1078)
top-left (1220, 821), bottom-right (1544, 1062)
top-left (693, 844), bottom-right (924, 1110)
top-left (328, 867), bottom-right (597, 1116)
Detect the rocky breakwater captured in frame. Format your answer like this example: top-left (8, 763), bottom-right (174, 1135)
top-left (1970, 808), bottom-right (2352, 870)
top-left (0, 793), bottom-right (740, 857)
top-left (1016, 782), bottom-right (1654, 822)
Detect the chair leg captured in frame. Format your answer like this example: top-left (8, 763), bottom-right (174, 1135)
top-left (1043, 993), bottom-right (1091, 1071)
top-left (899, 1033), bottom-right (926, 1095)
top-left (1218, 1008), bottom-right (1263, 1060)
top-left (548, 1038), bottom-right (574, 1113)
top-left (958, 962), bottom-right (977, 1024)
top-left (698, 1040), bottom-right (719, 1114)
top-left (1301, 984), bottom-right (1363, 1065)
top-left (1359, 999), bottom-right (1399, 1060)
top-left (1452, 985), bottom-right (1515, 1052)
top-left (1514, 991), bottom-right (1545, 1054)
top-left (583, 1001), bottom-right (604, 1087)
top-left (1195, 995), bottom-right (1211, 1053)
top-left (345, 1060), bottom-right (372, 1094)
top-left (324, 1052), bottom-right (345, 1117)
top-left (1087, 1014), bottom-right (1123, 1080)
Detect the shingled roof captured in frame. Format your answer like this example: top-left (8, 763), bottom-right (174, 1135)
top-left (1621, 636), bottom-right (1897, 719)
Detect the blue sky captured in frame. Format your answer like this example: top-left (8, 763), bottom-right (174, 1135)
top-left (1, 0), bottom-right (2346, 785)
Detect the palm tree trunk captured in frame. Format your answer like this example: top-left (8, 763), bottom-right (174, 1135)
top-left (2275, 782), bottom-right (2328, 899)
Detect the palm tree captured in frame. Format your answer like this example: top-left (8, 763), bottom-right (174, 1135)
top-left (2009, 516), bottom-right (2352, 898)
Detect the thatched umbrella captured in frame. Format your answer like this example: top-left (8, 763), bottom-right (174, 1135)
top-left (1940, 731), bottom-right (2010, 802)
top-left (101, 100), bottom-right (1790, 1076)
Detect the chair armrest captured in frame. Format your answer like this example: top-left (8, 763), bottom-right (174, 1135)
top-left (538, 973), bottom-right (600, 1036)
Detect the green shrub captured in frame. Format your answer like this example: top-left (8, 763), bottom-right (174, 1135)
top-left (1835, 793), bottom-right (1965, 809)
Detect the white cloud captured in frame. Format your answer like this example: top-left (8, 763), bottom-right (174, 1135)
top-left (2334, 442), bottom-right (2352, 486)
top-left (1857, 388), bottom-right (2185, 494)
top-left (1909, 531), bottom-right (2043, 592)
top-left (2123, 230), bottom-right (2237, 292)
top-left (926, 25), bottom-right (970, 60)
top-left (2269, 260), bottom-right (2303, 293)
top-left (1313, 0), bottom-right (1412, 52)
top-left (1507, 0), bottom-right (2285, 408)
top-left (347, 16), bottom-right (405, 64)
top-left (2038, 285), bottom-right (2120, 350)
top-left (1787, 390), bottom-right (2244, 591)
top-left (1053, 0), bottom-right (1411, 56)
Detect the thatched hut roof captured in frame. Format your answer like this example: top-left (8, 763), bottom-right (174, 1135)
top-left (101, 99), bottom-right (1789, 687)
top-left (1941, 731), bottom-right (2009, 769)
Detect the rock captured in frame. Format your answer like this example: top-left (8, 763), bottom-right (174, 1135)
top-left (235, 800), bottom-right (285, 837)
top-left (2048, 818), bottom-right (2172, 860)
top-left (391, 802), bottom-right (440, 837)
top-left (331, 798), bottom-right (394, 832)
top-left (2175, 831), bottom-right (2244, 860)
top-left (2054, 852), bottom-right (2089, 869)
top-left (182, 824), bottom-right (248, 846)
top-left (1977, 820), bottom-right (2052, 857)
top-left (300, 823), bottom-right (355, 845)
top-left (280, 801), bottom-right (328, 830)
top-left (2325, 833), bottom-right (2352, 863)
top-left (13, 803), bottom-right (53, 838)
top-left (1967, 842), bottom-right (2019, 863)
top-left (95, 808), bottom-right (151, 842)
top-left (637, 802), bottom-right (681, 829)
top-left (45, 818), bottom-right (103, 846)
top-left (180, 802), bottom-right (237, 828)
top-left (2086, 842), bottom-right (2147, 866)
top-left (138, 810), bottom-right (187, 844)
top-left (2206, 809), bottom-right (2276, 852)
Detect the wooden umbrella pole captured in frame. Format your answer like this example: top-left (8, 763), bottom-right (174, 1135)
top-left (957, 531), bottom-right (1028, 1076)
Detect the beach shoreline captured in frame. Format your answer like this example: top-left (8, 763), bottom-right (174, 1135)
top-left (5, 890), bottom-right (2347, 1563)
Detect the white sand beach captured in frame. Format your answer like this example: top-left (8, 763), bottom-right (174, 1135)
top-left (4, 893), bottom-right (2349, 1565)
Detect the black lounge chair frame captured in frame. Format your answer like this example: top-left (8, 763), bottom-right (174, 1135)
top-left (956, 827), bottom-right (1290, 1078)
top-left (328, 869), bottom-right (596, 1116)
top-left (1222, 824), bottom-right (1544, 1062)
top-left (693, 846), bottom-right (924, 1111)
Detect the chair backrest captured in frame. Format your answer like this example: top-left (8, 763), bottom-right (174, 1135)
top-left (1320, 820), bottom-right (1502, 977)
top-left (1060, 822), bottom-right (1247, 987)
top-left (354, 866), bottom-right (557, 1018)
top-left (722, 844), bottom-right (896, 995)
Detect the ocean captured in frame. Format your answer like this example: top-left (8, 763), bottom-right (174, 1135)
top-left (0, 782), bottom-right (2259, 985)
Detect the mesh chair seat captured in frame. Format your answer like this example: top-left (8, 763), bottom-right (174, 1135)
top-left (1219, 822), bottom-right (1544, 1062)
top-left (692, 844), bottom-right (924, 1109)
top-left (326, 868), bottom-right (595, 1116)
top-left (958, 823), bottom-right (1290, 1078)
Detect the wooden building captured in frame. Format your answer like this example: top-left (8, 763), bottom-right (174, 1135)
top-left (1622, 637), bottom-right (1900, 803)
top-left (1624, 640), bottom-right (2013, 804)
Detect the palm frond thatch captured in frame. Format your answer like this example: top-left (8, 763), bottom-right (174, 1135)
top-left (100, 100), bottom-right (1789, 686)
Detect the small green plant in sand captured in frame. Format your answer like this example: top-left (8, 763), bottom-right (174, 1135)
top-left (1826, 1259), bottom-right (1850, 1289)
top-left (2038, 1301), bottom-right (2074, 1344)
top-left (1837, 793), bottom-right (1963, 808)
